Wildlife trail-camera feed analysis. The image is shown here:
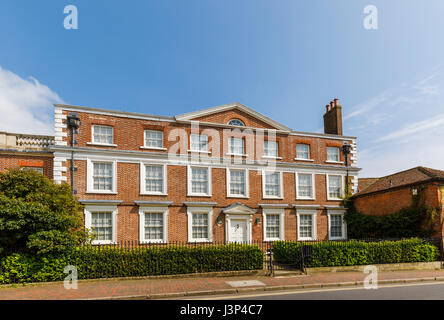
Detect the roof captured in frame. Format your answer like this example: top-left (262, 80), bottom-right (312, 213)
top-left (358, 178), bottom-right (379, 193)
top-left (353, 166), bottom-right (444, 197)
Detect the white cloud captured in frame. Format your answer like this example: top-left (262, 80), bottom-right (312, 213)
top-left (0, 66), bottom-right (63, 135)
top-left (345, 66), bottom-right (444, 177)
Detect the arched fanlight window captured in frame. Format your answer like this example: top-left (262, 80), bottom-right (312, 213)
top-left (228, 119), bottom-right (245, 127)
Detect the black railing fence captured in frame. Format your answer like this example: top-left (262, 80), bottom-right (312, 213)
top-left (66, 237), bottom-right (443, 278)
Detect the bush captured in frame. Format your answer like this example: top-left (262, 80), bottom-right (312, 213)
top-left (0, 169), bottom-right (87, 255)
top-left (272, 238), bottom-right (439, 268)
top-left (0, 243), bottom-right (264, 284)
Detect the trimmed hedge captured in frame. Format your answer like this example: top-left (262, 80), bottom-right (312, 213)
top-left (273, 238), bottom-right (439, 268)
top-left (0, 243), bottom-right (264, 284)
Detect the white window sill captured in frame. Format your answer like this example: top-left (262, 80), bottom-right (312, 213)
top-left (263, 238), bottom-right (284, 242)
top-left (87, 142), bottom-right (117, 147)
top-left (329, 237), bottom-right (347, 241)
top-left (261, 156), bottom-right (282, 160)
top-left (91, 241), bottom-right (116, 245)
top-left (227, 195), bottom-right (249, 199)
top-left (188, 239), bottom-right (212, 243)
top-left (140, 240), bottom-right (167, 244)
top-left (226, 153), bottom-right (248, 157)
top-left (294, 158), bottom-right (314, 162)
top-left (262, 196), bottom-right (284, 200)
top-left (327, 197), bottom-right (343, 201)
top-left (140, 192), bottom-right (168, 196)
top-left (325, 160), bottom-right (344, 164)
top-left (187, 193), bottom-right (212, 197)
top-left (297, 238), bottom-right (316, 241)
top-left (140, 146), bottom-right (167, 151)
top-left (86, 190), bottom-right (117, 195)
top-left (188, 150), bottom-right (211, 154)
top-left (296, 196), bottom-right (316, 200)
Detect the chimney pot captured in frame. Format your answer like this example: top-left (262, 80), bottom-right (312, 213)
top-left (326, 105), bottom-right (330, 112)
top-left (330, 101), bottom-right (334, 109)
top-left (334, 98), bottom-right (338, 106)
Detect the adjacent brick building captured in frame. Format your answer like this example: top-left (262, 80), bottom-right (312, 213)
top-left (0, 131), bottom-right (54, 178)
top-left (50, 100), bottom-right (359, 244)
top-left (353, 167), bottom-right (444, 237)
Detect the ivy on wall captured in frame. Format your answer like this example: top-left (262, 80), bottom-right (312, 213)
top-left (343, 193), bottom-right (438, 239)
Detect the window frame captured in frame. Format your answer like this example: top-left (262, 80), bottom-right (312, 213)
top-left (227, 119), bottom-right (245, 127)
top-left (139, 206), bottom-right (168, 244)
top-left (187, 165), bottom-right (212, 197)
top-left (91, 125), bottom-right (115, 146)
top-left (139, 162), bottom-right (168, 195)
top-left (143, 129), bottom-right (165, 150)
top-left (295, 172), bottom-right (316, 200)
top-left (326, 174), bottom-right (344, 200)
top-left (296, 209), bottom-right (317, 241)
top-left (261, 170), bottom-right (284, 199)
top-left (228, 137), bottom-right (246, 156)
top-left (295, 144), bottom-right (312, 161)
top-left (326, 146), bottom-right (341, 163)
top-left (84, 205), bottom-right (118, 245)
top-left (189, 133), bottom-right (209, 153)
top-left (327, 210), bottom-right (347, 240)
top-left (226, 168), bottom-right (249, 198)
top-left (86, 159), bottom-right (117, 194)
top-left (263, 140), bottom-right (279, 158)
top-left (262, 208), bottom-right (285, 241)
top-left (187, 206), bottom-right (213, 243)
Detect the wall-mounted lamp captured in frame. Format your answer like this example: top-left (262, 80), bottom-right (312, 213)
top-left (255, 217), bottom-right (261, 225)
top-left (216, 214), bottom-right (223, 226)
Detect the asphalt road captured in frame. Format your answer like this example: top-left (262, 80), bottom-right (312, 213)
top-left (187, 282), bottom-right (444, 300)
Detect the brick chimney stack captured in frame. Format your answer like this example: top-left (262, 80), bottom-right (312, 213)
top-left (323, 98), bottom-right (343, 135)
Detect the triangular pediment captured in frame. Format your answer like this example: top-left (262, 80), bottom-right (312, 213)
top-left (175, 102), bottom-right (291, 131)
top-left (222, 202), bottom-right (257, 215)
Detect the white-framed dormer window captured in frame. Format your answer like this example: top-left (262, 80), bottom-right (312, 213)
top-left (87, 159), bottom-right (117, 194)
top-left (144, 130), bottom-right (164, 149)
top-left (140, 163), bottom-right (167, 195)
top-left (226, 168), bottom-right (249, 198)
top-left (187, 206), bottom-right (213, 243)
top-left (296, 144), bottom-right (310, 160)
top-left (296, 172), bottom-right (315, 200)
top-left (190, 134), bottom-right (208, 152)
top-left (262, 171), bottom-right (283, 199)
top-left (297, 210), bottom-right (317, 241)
top-left (326, 147), bottom-right (340, 162)
top-left (187, 165), bottom-right (212, 196)
top-left (326, 174), bottom-right (344, 200)
top-left (92, 125), bottom-right (114, 145)
top-left (264, 140), bottom-right (278, 157)
top-left (139, 206), bottom-right (168, 243)
top-left (84, 205), bottom-right (118, 245)
top-left (263, 208), bottom-right (285, 241)
top-left (328, 210), bottom-right (347, 240)
top-left (228, 137), bottom-right (245, 155)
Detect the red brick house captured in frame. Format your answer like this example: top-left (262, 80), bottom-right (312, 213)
top-left (0, 131), bottom-right (54, 178)
top-left (353, 167), bottom-right (444, 237)
top-left (51, 100), bottom-right (359, 244)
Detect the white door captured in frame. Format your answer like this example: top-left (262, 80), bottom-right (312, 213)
top-left (230, 219), bottom-right (247, 243)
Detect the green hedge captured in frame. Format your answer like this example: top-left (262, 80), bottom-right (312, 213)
top-left (272, 238), bottom-right (439, 267)
top-left (0, 244), bottom-right (264, 284)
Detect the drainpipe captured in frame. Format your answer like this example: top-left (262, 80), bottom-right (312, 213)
top-left (66, 112), bottom-right (81, 194)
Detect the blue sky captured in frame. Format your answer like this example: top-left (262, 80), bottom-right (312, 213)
top-left (1, 0), bottom-right (443, 177)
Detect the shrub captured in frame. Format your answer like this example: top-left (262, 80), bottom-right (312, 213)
top-left (272, 238), bottom-right (439, 268)
top-left (0, 169), bottom-right (87, 255)
top-left (0, 243), bottom-right (264, 284)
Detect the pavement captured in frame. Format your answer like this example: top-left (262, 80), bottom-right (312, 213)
top-left (2, 269), bottom-right (444, 300)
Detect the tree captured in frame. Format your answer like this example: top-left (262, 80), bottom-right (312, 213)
top-left (0, 169), bottom-right (88, 255)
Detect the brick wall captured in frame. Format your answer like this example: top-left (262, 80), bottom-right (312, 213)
top-left (0, 153), bottom-right (53, 179)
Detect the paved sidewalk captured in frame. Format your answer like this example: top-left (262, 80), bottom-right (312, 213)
top-left (2, 269), bottom-right (444, 300)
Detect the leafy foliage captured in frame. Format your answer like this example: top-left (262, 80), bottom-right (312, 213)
top-left (343, 196), bottom-right (435, 239)
top-left (0, 243), bottom-right (264, 284)
top-left (0, 169), bottom-right (87, 255)
top-left (273, 238), bottom-right (439, 267)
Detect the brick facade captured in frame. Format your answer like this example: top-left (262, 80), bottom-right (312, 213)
top-left (53, 102), bottom-right (360, 243)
